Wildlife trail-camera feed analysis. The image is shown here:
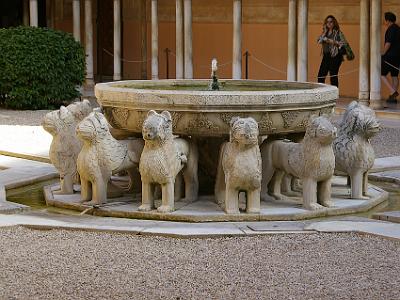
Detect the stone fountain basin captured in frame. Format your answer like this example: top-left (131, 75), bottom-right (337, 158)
top-left (95, 79), bottom-right (338, 137)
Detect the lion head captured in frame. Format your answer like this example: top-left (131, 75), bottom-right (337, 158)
top-left (340, 101), bottom-right (380, 139)
top-left (229, 117), bottom-right (259, 146)
top-left (142, 110), bottom-right (173, 142)
top-left (76, 111), bottom-right (110, 142)
top-left (305, 115), bottom-right (337, 145)
top-left (67, 99), bottom-right (92, 122)
top-left (42, 106), bottom-right (75, 136)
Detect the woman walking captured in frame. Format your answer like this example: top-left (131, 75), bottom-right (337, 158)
top-left (317, 15), bottom-right (346, 87)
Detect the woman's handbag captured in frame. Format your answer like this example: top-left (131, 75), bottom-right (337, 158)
top-left (339, 32), bottom-right (355, 61)
top-left (344, 43), bottom-right (355, 61)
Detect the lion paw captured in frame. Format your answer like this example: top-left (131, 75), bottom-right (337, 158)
top-left (321, 201), bottom-right (335, 208)
top-left (157, 205), bottom-right (174, 213)
top-left (304, 203), bottom-right (325, 211)
top-left (138, 204), bottom-right (153, 212)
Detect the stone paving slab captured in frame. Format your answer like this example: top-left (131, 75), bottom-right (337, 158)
top-left (371, 156), bottom-right (400, 173)
top-left (373, 211), bottom-right (400, 223)
top-left (1, 213), bottom-right (400, 240)
top-left (305, 221), bottom-right (400, 240)
top-left (0, 155), bottom-right (57, 213)
top-left (0, 125), bottom-right (51, 162)
top-left (369, 170), bottom-right (400, 184)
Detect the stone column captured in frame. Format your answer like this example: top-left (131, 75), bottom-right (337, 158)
top-left (184, 0), bottom-right (193, 79)
top-left (85, 0), bottom-right (94, 86)
top-left (176, 0), bottom-right (184, 79)
top-left (370, 0), bottom-right (382, 109)
top-left (232, 0), bottom-right (242, 79)
top-left (151, 0), bottom-right (159, 80)
top-left (358, 0), bottom-right (369, 104)
top-left (73, 0), bottom-right (81, 42)
top-left (29, 0), bottom-right (38, 27)
top-left (297, 0), bottom-right (308, 82)
top-left (23, 0), bottom-right (30, 26)
top-left (287, 0), bottom-right (297, 81)
top-left (114, 0), bottom-right (122, 81)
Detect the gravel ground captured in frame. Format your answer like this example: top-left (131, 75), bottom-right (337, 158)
top-left (0, 109), bottom-right (50, 126)
top-left (0, 227), bottom-right (399, 300)
top-left (371, 126), bottom-right (400, 158)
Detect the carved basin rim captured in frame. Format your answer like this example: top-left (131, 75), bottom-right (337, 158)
top-left (95, 79), bottom-right (338, 136)
top-left (95, 79), bottom-right (338, 110)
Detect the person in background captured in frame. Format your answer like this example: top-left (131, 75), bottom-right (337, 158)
top-left (317, 15), bottom-right (346, 88)
top-left (381, 11), bottom-right (400, 104)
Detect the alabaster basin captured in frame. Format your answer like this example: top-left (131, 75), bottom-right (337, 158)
top-left (95, 79), bottom-right (338, 137)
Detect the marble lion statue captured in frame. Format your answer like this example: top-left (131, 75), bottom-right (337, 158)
top-left (76, 111), bottom-right (144, 205)
top-left (333, 101), bottom-right (380, 199)
top-left (138, 110), bottom-right (198, 213)
top-left (215, 117), bottom-right (261, 214)
top-left (260, 115), bottom-right (337, 210)
top-left (42, 101), bottom-right (93, 194)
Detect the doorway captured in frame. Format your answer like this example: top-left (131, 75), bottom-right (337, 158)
top-left (97, 0), bottom-right (115, 82)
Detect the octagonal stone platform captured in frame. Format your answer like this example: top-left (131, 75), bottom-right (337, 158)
top-left (44, 177), bottom-right (388, 222)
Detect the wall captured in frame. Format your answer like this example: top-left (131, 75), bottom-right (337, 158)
top-left (51, 0), bottom-right (400, 98)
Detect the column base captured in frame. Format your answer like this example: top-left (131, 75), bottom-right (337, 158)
top-left (369, 99), bottom-right (384, 110)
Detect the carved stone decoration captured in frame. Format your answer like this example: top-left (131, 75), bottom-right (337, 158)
top-left (135, 112), bottom-right (147, 130)
top-left (188, 113), bottom-right (219, 133)
top-left (220, 112), bottom-right (247, 125)
top-left (112, 108), bottom-right (129, 127)
top-left (258, 112), bottom-right (274, 131)
top-left (297, 114), bottom-right (310, 128)
top-left (320, 106), bottom-right (334, 116)
top-left (170, 111), bottom-right (182, 129)
top-left (281, 111), bottom-right (301, 128)
top-left (333, 101), bottom-right (380, 199)
top-left (138, 110), bottom-right (199, 213)
top-left (76, 111), bottom-right (144, 205)
top-left (215, 117), bottom-right (261, 214)
top-left (42, 100), bottom-right (93, 195)
top-left (260, 115), bottom-right (337, 210)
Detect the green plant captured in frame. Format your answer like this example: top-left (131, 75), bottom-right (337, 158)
top-left (0, 26), bottom-right (85, 110)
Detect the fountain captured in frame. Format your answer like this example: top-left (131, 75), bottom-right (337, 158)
top-left (42, 60), bottom-right (388, 221)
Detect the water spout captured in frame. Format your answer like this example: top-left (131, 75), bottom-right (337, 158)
top-left (209, 58), bottom-right (220, 91)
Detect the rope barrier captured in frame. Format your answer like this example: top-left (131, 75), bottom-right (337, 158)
top-left (384, 60), bottom-right (400, 71)
top-left (250, 54), bottom-right (287, 75)
top-left (317, 68), bottom-right (359, 79)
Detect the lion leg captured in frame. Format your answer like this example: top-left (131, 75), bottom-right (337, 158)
top-left (363, 171), bottom-right (370, 197)
top-left (247, 188), bottom-right (261, 214)
top-left (318, 178), bottom-right (334, 208)
top-left (215, 143), bottom-right (227, 209)
top-left (174, 173), bottom-right (184, 201)
top-left (80, 178), bottom-right (92, 202)
top-left (183, 141), bottom-right (199, 201)
top-left (158, 181), bottom-right (175, 213)
top-left (260, 142), bottom-right (273, 201)
top-left (126, 168), bottom-right (141, 193)
top-left (138, 181), bottom-right (154, 211)
top-left (282, 174), bottom-right (302, 197)
top-left (350, 171), bottom-right (368, 199)
top-left (268, 169), bottom-right (285, 200)
top-left (224, 179), bottom-right (239, 214)
top-left (303, 178), bottom-right (323, 210)
top-left (91, 178), bottom-right (108, 205)
top-left (56, 174), bottom-right (74, 195)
